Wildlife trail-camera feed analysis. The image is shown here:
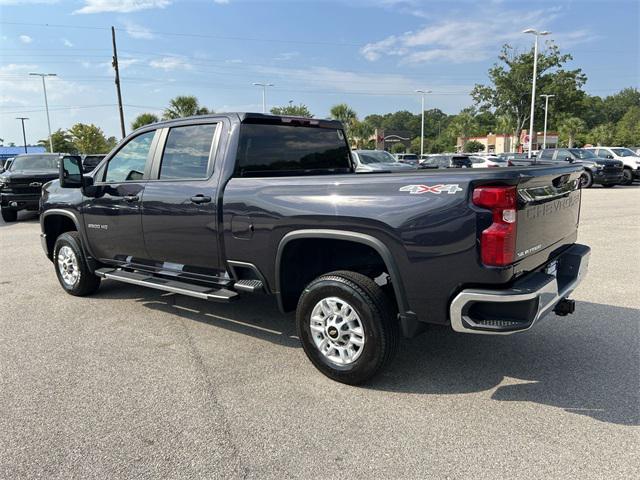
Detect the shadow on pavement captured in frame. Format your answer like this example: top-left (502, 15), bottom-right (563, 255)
top-left (93, 281), bottom-right (639, 426)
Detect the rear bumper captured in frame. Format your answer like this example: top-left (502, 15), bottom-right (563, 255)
top-left (449, 244), bottom-right (590, 335)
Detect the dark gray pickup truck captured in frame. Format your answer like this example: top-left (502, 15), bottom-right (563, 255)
top-left (40, 113), bottom-right (590, 384)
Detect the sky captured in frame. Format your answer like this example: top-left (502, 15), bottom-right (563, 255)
top-left (0, 0), bottom-right (638, 145)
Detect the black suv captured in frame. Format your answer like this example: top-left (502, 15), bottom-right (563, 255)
top-left (419, 154), bottom-right (472, 169)
top-left (512, 148), bottom-right (623, 188)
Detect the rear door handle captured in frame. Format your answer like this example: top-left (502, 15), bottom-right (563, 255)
top-left (190, 194), bottom-right (212, 204)
top-left (123, 194), bottom-right (139, 202)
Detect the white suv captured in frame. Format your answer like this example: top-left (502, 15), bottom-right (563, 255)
top-left (585, 147), bottom-right (640, 185)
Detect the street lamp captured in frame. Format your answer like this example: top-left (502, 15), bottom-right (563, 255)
top-left (415, 89), bottom-right (432, 157)
top-left (253, 82), bottom-right (274, 114)
top-left (15, 117), bottom-right (29, 154)
top-left (29, 72), bottom-right (57, 152)
top-left (540, 94), bottom-right (555, 150)
top-left (522, 29), bottom-right (550, 158)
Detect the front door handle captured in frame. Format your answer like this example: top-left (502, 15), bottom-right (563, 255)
top-left (123, 194), bottom-right (139, 202)
top-left (190, 194), bottom-right (212, 204)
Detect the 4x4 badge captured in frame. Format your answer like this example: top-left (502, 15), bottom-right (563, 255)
top-left (399, 184), bottom-right (463, 195)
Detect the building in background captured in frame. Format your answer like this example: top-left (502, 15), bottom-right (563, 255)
top-left (457, 131), bottom-right (558, 154)
top-left (375, 129), bottom-right (411, 151)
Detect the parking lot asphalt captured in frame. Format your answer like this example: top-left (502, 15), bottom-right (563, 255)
top-left (1, 185), bottom-right (639, 479)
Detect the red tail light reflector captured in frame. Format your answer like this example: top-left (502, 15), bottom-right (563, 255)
top-left (473, 186), bottom-right (518, 266)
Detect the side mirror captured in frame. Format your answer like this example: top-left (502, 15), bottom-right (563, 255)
top-left (606, 154), bottom-right (614, 159)
top-left (59, 156), bottom-right (83, 189)
top-left (565, 156), bottom-right (573, 162)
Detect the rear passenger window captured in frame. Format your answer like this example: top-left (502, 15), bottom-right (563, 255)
top-left (159, 124), bottom-right (216, 179)
top-left (539, 149), bottom-right (554, 160)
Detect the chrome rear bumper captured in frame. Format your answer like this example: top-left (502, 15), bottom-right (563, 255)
top-left (450, 244), bottom-right (590, 335)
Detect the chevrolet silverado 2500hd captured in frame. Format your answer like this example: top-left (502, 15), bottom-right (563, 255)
top-left (40, 113), bottom-right (590, 384)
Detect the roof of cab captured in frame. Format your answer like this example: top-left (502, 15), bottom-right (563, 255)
top-left (150, 112), bottom-right (344, 130)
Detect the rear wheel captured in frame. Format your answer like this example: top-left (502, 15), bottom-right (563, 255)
top-left (580, 171), bottom-right (593, 189)
top-left (296, 270), bottom-right (399, 385)
top-left (1, 207), bottom-right (17, 222)
top-left (53, 231), bottom-right (101, 296)
top-left (622, 168), bottom-right (633, 186)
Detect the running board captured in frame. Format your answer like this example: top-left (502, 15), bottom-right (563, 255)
top-left (95, 268), bottom-right (238, 302)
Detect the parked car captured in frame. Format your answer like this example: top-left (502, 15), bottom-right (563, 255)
top-left (41, 112), bottom-right (590, 384)
top-left (499, 152), bottom-right (535, 162)
top-left (508, 148), bottom-right (622, 188)
top-left (420, 154), bottom-right (472, 169)
top-left (394, 153), bottom-right (420, 166)
top-left (584, 147), bottom-right (640, 185)
top-left (351, 150), bottom-right (416, 173)
top-left (81, 154), bottom-right (106, 172)
top-left (469, 155), bottom-right (509, 168)
top-left (0, 157), bottom-right (14, 173)
top-left (0, 153), bottom-right (77, 222)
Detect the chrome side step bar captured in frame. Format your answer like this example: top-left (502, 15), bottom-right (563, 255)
top-left (95, 268), bottom-right (238, 302)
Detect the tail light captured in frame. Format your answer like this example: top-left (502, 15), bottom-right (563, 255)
top-left (472, 186), bottom-right (517, 266)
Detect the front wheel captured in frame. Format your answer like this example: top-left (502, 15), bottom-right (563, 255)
top-left (1, 207), bottom-right (17, 222)
top-left (296, 270), bottom-right (399, 385)
top-left (53, 231), bottom-right (101, 296)
top-left (580, 171), bottom-right (593, 189)
top-left (622, 168), bottom-right (633, 186)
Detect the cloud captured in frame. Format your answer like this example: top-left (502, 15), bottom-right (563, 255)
top-left (274, 52), bottom-right (300, 61)
top-left (360, 7), bottom-right (574, 64)
top-left (74, 0), bottom-right (170, 14)
top-left (121, 19), bottom-right (154, 39)
top-left (62, 38), bottom-right (74, 47)
top-left (19, 34), bottom-right (32, 44)
top-left (149, 56), bottom-right (192, 71)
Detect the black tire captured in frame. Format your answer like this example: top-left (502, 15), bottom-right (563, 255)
top-left (53, 231), bottom-right (101, 296)
top-left (601, 183), bottom-right (615, 188)
top-left (622, 168), bottom-right (633, 186)
top-left (1, 207), bottom-right (17, 222)
top-left (580, 171), bottom-right (593, 189)
top-left (296, 270), bottom-right (399, 385)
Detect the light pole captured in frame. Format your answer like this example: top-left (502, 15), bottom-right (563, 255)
top-left (29, 72), bottom-right (57, 152)
top-left (415, 89), bottom-right (431, 157)
top-left (540, 94), bottom-right (555, 150)
top-left (16, 117), bottom-right (29, 154)
top-left (522, 29), bottom-right (550, 158)
top-left (253, 82), bottom-right (274, 113)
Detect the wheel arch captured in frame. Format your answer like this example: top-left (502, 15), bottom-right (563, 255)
top-left (275, 229), bottom-right (409, 315)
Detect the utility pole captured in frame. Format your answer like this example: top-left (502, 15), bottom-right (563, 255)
top-left (415, 89), bottom-right (431, 157)
top-left (522, 28), bottom-right (551, 158)
top-left (29, 73), bottom-right (56, 152)
top-left (111, 26), bottom-right (126, 139)
top-left (540, 94), bottom-right (555, 150)
top-left (16, 117), bottom-right (29, 153)
top-left (253, 82), bottom-right (274, 113)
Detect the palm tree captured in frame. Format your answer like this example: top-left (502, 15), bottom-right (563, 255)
top-left (350, 120), bottom-right (374, 148)
top-left (162, 96), bottom-right (210, 120)
top-left (329, 103), bottom-right (357, 128)
top-left (131, 113), bottom-right (159, 130)
top-left (559, 117), bottom-right (587, 148)
top-left (448, 112), bottom-right (477, 150)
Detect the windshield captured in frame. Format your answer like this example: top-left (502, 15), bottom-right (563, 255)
top-left (357, 150), bottom-right (395, 164)
top-left (612, 148), bottom-right (636, 157)
top-left (569, 149), bottom-right (597, 160)
top-left (9, 155), bottom-right (58, 171)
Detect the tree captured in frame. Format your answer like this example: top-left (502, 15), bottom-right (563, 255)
top-left (464, 140), bottom-right (485, 153)
top-left (350, 120), bottom-right (374, 148)
top-left (602, 88), bottom-right (640, 124)
top-left (588, 123), bottom-right (615, 146)
top-left (39, 129), bottom-right (76, 153)
top-left (270, 103), bottom-right (313, 117)
top-left (558, 117), bottom-right (587, 148)
top-left (163, 96), bottom-right (210, 120)
top-left (68, 123), bottom-right (112, 154)
top-left (131, 113), bottom-right (159, 130)
top-left (330, 103), bottom-right (357, 127)
top-left (446, 112), bottom-right (478, 148)
top-left (391, 143), bottom-right (406, 153)
top-left (472, 43), bottom-right (587, 146)
top-left (614, 106), bottom-right (640, 146)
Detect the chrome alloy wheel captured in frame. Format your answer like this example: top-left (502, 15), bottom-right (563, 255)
top-left (57, 245), bottom-right (80, 286)
top-left (309, 297), bottom-right (365, 366)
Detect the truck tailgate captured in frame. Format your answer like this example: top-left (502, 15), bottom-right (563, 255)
top-left (515, 168), bottom-right (583, 263)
